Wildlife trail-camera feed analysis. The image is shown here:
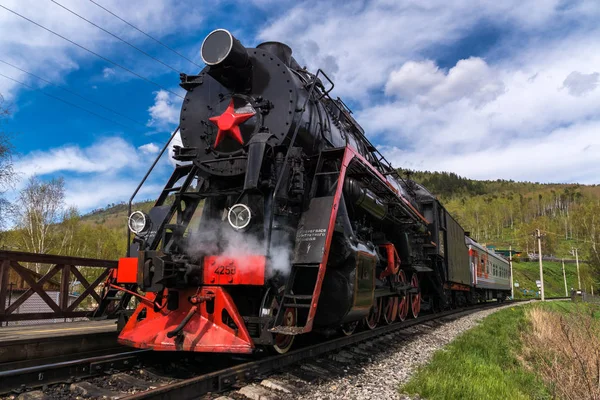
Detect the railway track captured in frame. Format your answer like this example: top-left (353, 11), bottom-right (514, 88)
top-left (120, 300), bottom-right (515, 400)
top-left (2, 298), bottom-right (569, 400)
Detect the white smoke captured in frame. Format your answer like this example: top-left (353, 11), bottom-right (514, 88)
top-left (185, 217), bottom-right (293, 279)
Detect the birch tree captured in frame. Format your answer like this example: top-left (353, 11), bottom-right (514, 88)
top-left (0, 94), bottom-right (15, 230)
top-left (12, 176), bottom-right (65, 271)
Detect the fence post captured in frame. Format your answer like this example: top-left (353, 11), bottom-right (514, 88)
top-left (0, 259), bottom-right (9, 326)
top-left (60, 264), bottom-right (70, 322)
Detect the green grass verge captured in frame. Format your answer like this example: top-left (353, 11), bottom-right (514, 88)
top-left (400, 303), bottom-right (553, 400)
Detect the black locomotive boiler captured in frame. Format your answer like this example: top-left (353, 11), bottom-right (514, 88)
top-left (98, 29), bottom-right (510, 355)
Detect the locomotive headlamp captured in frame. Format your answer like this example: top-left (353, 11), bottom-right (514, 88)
top-left (128, 211), bottom-right (151, 235)
top-left (227, 203), bottom-right (252, 231)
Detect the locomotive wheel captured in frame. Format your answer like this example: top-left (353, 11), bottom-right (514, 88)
top-left (364, 297), bottom-right (382, 330)
top-left (382, 296), bottom-right (398, 324)
top-left (410, 273), bottom-right (421, 318)
top-left (397, 270), bottom-right (409, 321)
top-left (273, 306), bottom-right (297, 354)
top-left (382, 273), bottom-right (399, 324)
top-left (341, 320), bottom-right (359, 336)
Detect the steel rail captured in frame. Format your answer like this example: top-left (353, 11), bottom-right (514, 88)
top-left (122, 299), bottom-right (550, 400)
top-left (0, 349), bottom-right (150, 394)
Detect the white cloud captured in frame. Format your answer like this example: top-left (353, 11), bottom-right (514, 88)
top-left (257, 0), bottom-right (600, 102)
top-left (9, 136), bottom-right (173, 212)
top-left (138, 142), bottom-right (160, 155)
top-left (381, 119), bottom-right (600, 184)
top-left (14, 137), bottom-right (141, 178)
top-left (65, 179), bottom-right (163, 211)
top-left (562, 71), bottom-right (600, 97)
top-left (385, 60), bottom-right (444, 99)
top-left (147, 89), bottom-right (181, 129)
top-left (102, 67), bottom-right (116, 79)
top-left (385, 57), bottom-right (505, 108)
top-left (357, 32), bottom-right (600, 183)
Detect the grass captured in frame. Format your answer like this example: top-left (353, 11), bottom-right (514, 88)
top-left (534, 299), bottom-right (600, 318)
top-left (523, 302), bottom-right (600, 399)
top-left (400, 304), bottom-right (553, 400)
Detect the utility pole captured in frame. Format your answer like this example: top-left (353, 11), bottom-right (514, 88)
top-left (573, 247), bottom-right (581, 291)
top-left (562, 258), bottom-right (568, 297)
top-left (536, 229), bottom-right (545, 301)
top-left (509, 245), bottom-right (514, 299)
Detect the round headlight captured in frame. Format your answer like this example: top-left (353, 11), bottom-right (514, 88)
top-left (128, 211), bottom-right (150, 235)
top-left (227, 203), bottom-right (252, 231)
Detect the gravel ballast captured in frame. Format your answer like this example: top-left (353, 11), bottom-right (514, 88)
top-left (269, 302), bottom-right (529, 400)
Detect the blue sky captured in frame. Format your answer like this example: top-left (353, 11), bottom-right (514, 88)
top-left (1, 0), bottom-right (599, 214)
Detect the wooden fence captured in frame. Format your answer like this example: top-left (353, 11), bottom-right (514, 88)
top-left (0, 250), bottom-right (117, 323)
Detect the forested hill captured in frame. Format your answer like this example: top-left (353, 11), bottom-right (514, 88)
top-left (402, 170), bottom-right (600, 267)
top-left (4, 169), bottom-right (597, 290)
top-left (404, 170), bottom-right (599, 200)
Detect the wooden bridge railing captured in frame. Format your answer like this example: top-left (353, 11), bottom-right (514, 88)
top-left (0, 250), bottom-right (117, 323)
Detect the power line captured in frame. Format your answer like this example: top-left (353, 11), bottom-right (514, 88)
top-left (49, 0), bottom-right (181, 74)
top-left (87, 0), bottom-right (202, 69)
top-left (0, 59), bottom-right (148, 129)
top-left (0, 71), bottom-right (137, 131)
top-left (541, 229), bottom-right (594, 244)
top-left (0, 4), bottom-right (184, 99)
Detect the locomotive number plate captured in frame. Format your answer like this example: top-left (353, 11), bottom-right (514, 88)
top-left (203, 255), bottom-right (265, 285)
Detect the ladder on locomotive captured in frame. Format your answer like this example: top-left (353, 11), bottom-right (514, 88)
top-left (93, 163), bottom-right (198, 320)
top-left (270, 147), bottom-right (347, 335)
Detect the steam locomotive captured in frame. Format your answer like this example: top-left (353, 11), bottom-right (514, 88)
top-left (97, 29), bottom-right (510, 355)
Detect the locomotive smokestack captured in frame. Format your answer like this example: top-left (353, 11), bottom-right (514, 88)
top-left (257, 42), bottom-right (292, 67)
top-left (201, 29), bottom-right (248, 69)
top-left (199, 29), bottom-right (251, 91)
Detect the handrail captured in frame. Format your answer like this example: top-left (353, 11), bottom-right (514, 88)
top-left (126, 126), bottom-right (180, 256)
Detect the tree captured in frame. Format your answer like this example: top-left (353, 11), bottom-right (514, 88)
top-left (0, 93), bottom-right (16, 230)
top-left (11, 175), bottom-right (66, 270)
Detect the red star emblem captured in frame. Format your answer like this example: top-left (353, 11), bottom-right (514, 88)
top-left (208, 99), bottom-right (255, 147)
